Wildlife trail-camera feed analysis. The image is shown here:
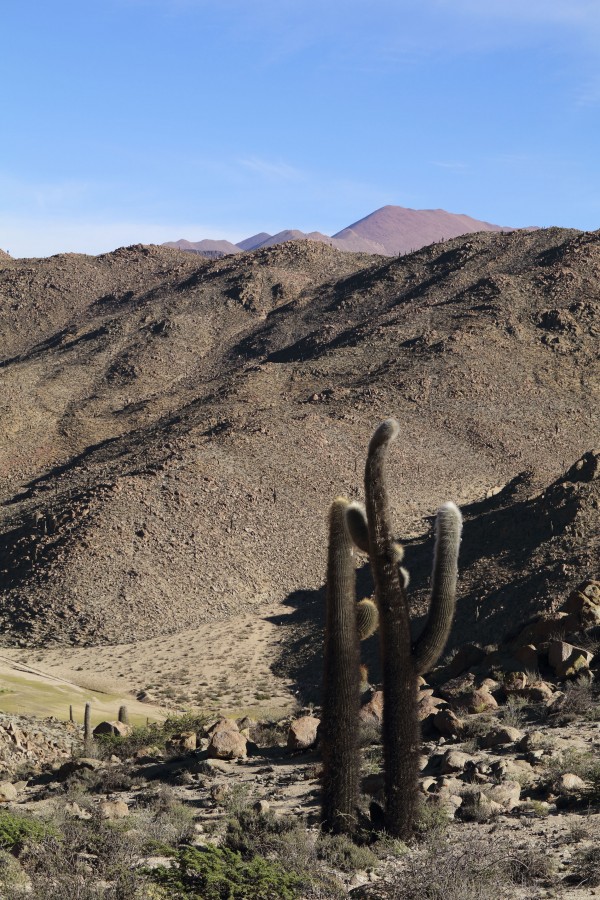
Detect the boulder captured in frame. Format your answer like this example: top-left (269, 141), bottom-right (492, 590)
top-left (561, 580), bottom-right (600, 628)
top-left (92, 721), bottom-right (131, 738)
top-left (555, 773), bottom-right (586, 793)
top-left (0, 782), bottom-right (18, 803)
top-left (439, 750), bottom-right (474, 775)
top-left (208, 729), bottom-right (247, 760)
top-left (486, 780), bottom-right (521, 810)
top-left (287, 716), bottom-right (320, 751)
top-left (548, 641), bottom-right (593, 678)
top-left (206, 718), bottom-right (239, 736)
top-left (479, 726), bottom-right (524, 748)
top-left (453, 688), bottom-right (498, 714)
top-left (433, 708), bottom-right (465, 738)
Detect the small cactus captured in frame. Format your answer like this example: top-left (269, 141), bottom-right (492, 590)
top-left (356, 598), bottom-right (379, 640)
top-left (84, 702), bottom-right (92, 752)
top-left (118, 705), bottom-right (129, 725)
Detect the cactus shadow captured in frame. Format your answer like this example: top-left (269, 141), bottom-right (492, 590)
top-left (267, 566), bottom-right (379, 706)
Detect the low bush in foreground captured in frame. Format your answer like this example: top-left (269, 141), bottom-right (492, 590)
top-left (147, 845), bottom-right (302, 899)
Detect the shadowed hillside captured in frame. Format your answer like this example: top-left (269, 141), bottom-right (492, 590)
top-left (0, 227), bottom-right (598, 646)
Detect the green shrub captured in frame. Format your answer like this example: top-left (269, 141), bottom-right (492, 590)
top-left (95, 712), bottom-right (209, 760)
top-left (147, 845), bottom-right (302, 899)
top-left (0, 811), bottom-right (55, 852)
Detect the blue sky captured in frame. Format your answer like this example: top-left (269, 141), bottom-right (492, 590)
top-left (1, 0), bottom-right (599, 256)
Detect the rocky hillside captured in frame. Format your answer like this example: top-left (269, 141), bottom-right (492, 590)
top-left (0, 227), bottom-right (598, 646)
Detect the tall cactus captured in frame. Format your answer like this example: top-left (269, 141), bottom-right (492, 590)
top-left (348, 419), bottom-right (462, 839)
top-left (321, 497), bottom-right (361, 835)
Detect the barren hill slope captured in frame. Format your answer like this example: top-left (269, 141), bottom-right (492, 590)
top-left (0, 228), bottom-right (598, 647)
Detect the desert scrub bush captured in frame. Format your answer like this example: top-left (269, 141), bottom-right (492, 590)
top-left (569, 846), bottom-right (600, 887)
top-left (0, 810), bottom-right (55, 852)
top-left (553, 676), bottom-right (600, 724)
top-left (544, 748), bottom-right (600, 799)
top-left (19, 814), bottom-right (145, 899)
top-left (414, 798), bottom-right (450, 835)
top-left (499, 695), bottom-right (528, 728)
top-left (134, 785), bottom-right (196, 847)
top-left (95, 712), bottom-right (209, 760)
top-left (147, 845), bottom-right (302, 899)
top-left (315, 832), bottom-right (378, 872)
top-left (373, 834), bottom-right (554, 899)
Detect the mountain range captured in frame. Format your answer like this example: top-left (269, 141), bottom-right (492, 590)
top-left (164, 204), bottom-right (526, 258)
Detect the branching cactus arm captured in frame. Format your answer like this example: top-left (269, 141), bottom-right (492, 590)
top-left (413, 501), bottom-right (463, 675)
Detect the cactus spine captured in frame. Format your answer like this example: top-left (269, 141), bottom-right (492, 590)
top-left (350, 419), bottom-right (462, 839)
top-left (321, 497), bottom-right (361, 835)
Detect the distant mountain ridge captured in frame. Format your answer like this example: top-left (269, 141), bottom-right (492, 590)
top-left (164, 205), bottom-right (525, 258)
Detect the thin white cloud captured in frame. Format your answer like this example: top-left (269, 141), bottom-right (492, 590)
top-left (0, 173), bottom-right (94, 213)
top-left (238, 158), bottom-right (305, 181)
top-left (431, 161), bottom-right (469, 171)
top-left (431, 0), bottom-right (600, 27)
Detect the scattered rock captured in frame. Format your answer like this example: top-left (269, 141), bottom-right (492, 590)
top-left (0, 781), bottom-right (18, 802)
top-left (555, 773), bottom-right (586, 793)
top-left (92, 721), bottom-right (132, 738)
top-left (480, 726), bottom-right (524, 748)
top-left (99, 799), bottom-right (129, 819)
top-left (548, 640), bottom-right (594, 678)
top-left (208, 729), bottom-right (248, 760)
top-left (359, 691), bottom-right (383, 726)
top-left (287, 716), bottom-right (320, 751)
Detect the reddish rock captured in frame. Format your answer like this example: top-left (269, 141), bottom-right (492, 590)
top-left (359, 691), bottom-right (383, 726)
top-left (287, 716), bottom-right (320, 751)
